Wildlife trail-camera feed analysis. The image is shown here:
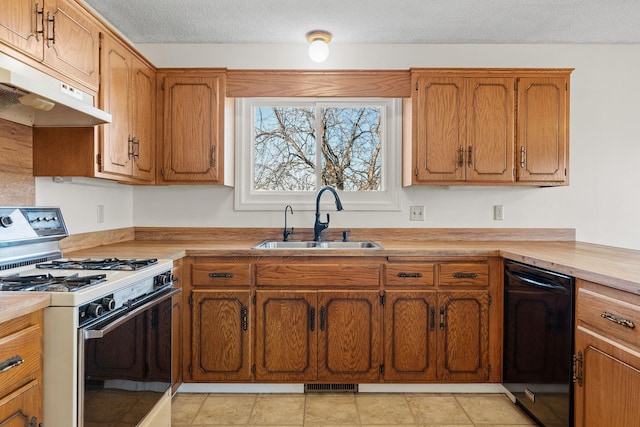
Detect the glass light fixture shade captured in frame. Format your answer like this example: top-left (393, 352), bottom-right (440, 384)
top-left (306, 30), bottom-right (332, 63)
top-left (308, 40), bottom-right (329, 63)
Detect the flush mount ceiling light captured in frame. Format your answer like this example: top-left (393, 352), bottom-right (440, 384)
top-left (306, 30), bottom-right (332, 63)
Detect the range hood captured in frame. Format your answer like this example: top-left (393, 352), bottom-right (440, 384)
top-left (0, 52), bottom-right (111, 126)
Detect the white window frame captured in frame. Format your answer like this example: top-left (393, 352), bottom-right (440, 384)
top-left (234, 97), bottom-right (402, 211)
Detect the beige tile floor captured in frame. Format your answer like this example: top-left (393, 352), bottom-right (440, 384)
top-left (172, 392), bottom-right (537, 426)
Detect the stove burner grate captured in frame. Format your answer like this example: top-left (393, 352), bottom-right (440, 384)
top-left (0, 273), bottom-right (107, 292)
top-left (36, 257), bottom-right (158, 271)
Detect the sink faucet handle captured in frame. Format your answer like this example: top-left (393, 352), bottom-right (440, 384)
top-left (325, 213), bottom-right (330, 224)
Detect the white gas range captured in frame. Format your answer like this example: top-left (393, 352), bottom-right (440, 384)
top-left (0, 207), bottom-right (177, 427)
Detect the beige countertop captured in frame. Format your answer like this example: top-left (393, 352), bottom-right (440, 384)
top-left (0, 292), bottom-right (50, 324)
top-left (64, 239), bottom-right (640, 295)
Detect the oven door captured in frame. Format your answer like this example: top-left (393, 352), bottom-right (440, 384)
top-left (78, 287), bottom-right (180, 427)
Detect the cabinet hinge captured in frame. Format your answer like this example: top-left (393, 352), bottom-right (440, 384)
top-left (96, 153), bottom-right (102, 166)
top-left (161, 79), bottom-right (165, 91)
top-left (488, 295), bottom-right (492, 305)
top-left (252, 364), bottom-right (256, 374)
top-left (488, 364), bottom-right (491, 376)
top-left (189, 364), bottom-right (193, 374)
top-left (379, 364), bottom-right (385, 374)
top-left (565, 82), bottom-right (568, 91)
top-left (189, 295), bottom-right (193, 305)
top-left (253, 294), bottom-right (257, 305)
top-left (565, 168), bottom-right (567, 176)
top-left (414, 167), bottom-right (419, 177)
top-left (161, 167), bottom-right (165, 177)
top-left (380, 293), bottom-right (385, 306)
top-left (573, 352), bottom-right (583, 386)
top-left (415, 81), bottom-right (419, 91)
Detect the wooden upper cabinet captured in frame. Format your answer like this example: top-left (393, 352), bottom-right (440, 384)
top-left (412, 74), bottom-right (515, 184)
top-left (0, 0), bottom-right (100, 91)
top-left (158, 71), bottom-right (226, 184)
top-left (99, 32), bottom-right (155, 182)
top-left (42, 0), bottom-right (100, 90)
top-left (413, 76), bottom-right (466, 182)
top-left (408, 69), bottom-right (571, 186)
top-left (517, 76), bottom-right (569, 184)
top-left (0, 0), bottom-right (44, 61)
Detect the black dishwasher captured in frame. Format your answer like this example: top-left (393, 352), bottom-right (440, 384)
top-left (503, 260), bottom-right (574, 427)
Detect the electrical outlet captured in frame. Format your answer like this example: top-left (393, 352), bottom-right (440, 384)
top-left (97, 205), bottom-right (104, 223)
top-left (494, 205), bottom-right (504, 221)
top-left (410, 205), bottom-right (425, 221)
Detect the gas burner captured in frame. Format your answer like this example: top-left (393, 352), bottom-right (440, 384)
top-left (36, 257), bottom-right (158, 271)
top-left (0, 273), bottom-right (107, 292)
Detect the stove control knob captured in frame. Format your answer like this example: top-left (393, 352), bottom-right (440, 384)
top-left (87, 303), bottom-right (103, 318)
top-left (0, 216), bottom-right (13, 228)
top-left (154, 272), bottom-right (174, 288)
top-left (101, 297), bottom-right (116, 311)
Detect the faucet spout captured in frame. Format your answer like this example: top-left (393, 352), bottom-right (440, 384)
top-left (313, 186), bottom-right (344, 241)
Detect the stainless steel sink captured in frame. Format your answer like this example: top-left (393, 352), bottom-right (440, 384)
top-left (252, 240), bottom-right (383, 250)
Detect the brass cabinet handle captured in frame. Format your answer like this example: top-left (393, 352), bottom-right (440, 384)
top-left (601, 311), bottom-right (636, 329)
top-left (241, 307), bottom-right (248, 331)
top-left (573, 351), bottom-right (583, 386)
top-left (467, 146), bottom-right (473, 168)
top-left (520, 146), bottom-right (526, 168)
top-left (127, 135), bottom-right (134, 159)
top-left (397, 272), bottom-right (423, 278)
top-left (208, 272), bottom-right (234, 278)
top-left (452, 272), bottom-right (478, 279)
top-left (0, 355), bottom-right (24, 374)
top-left (132, 138), bottom-right (140, 160)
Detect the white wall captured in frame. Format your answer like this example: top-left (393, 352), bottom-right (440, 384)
top-left (37, 44), bottom-right (640, 250)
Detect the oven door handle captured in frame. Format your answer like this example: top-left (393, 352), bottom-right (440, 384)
top-left (83, 288), bottom-right (181, 339)
top-left (505, 270), bottom-right (569, 293)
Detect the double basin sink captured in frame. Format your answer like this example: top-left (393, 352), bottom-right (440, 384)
top-left (253, 240), bottom-right (383, 250)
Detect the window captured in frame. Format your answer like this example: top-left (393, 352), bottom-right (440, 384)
top-left (235, 98), bottom-right (402, 210)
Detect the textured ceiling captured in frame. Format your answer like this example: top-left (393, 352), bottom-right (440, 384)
top-left (81, 0), bottom-right (640, 44)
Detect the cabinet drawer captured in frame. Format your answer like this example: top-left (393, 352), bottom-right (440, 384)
top-left (438, 263), bottom-right (489, 287)
top-left (577, 287), bottom-right (640, 349)
top-left (0, 324), bottom-right (41, 399)
top-left (386, 264), bottom-right (435, 286)
top-left (0, 379), bottom-right (41, 426)
top-left (256, 264), bottom-right (381, 286)
top-left (192, 264), bottom-right (251, 286)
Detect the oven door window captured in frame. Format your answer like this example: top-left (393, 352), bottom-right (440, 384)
top-left (80, 293), bottom-right (175, 426)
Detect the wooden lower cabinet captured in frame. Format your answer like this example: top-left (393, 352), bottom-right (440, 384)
top-left (255, 290), bottom-right (382, 383)
top-left (574, 280), bottom-right (640, 427)
top-left (384, 290), bottom-right (490, 382)
top-left (0, 311), bottom-right (43, 427)
top-left (190, 289), bottom-right (252, 381)
top-left (574, 327), bottom-right (640, 427)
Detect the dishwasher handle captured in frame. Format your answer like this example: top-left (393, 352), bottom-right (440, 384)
top-left (505, 269), bottom-right (570, 294)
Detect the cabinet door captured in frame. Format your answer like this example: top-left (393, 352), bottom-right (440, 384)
top-left (161, 74), bottom-right (224, 182)
top-left (43, 0), bottom-right (100, 90)
top-left (384, 291), bottom-right (437, 382)
top-left (466, 77), bottom-right (515, 182)
top-left (131, 55), bottom-right (156, 181)
top-left (255, 290), bottom-right (317, 382)
top-left (99, 34), bottom-right (132, 177)
top-left (318, 290), bottom-right (382, 382)
top-left (574, 327), bottom-right (640, 427)
top-left (517, 77), bottom-right (568, 183)
top-left (191, 290), bottom-right (251, 381)
top-left (0, 379), bottom-right (41, 427)
top-left (413, 76), bottom-right (466, 183)
top-left (0, 0), bottom-right (43, 60)
top-left (437, 291), bottom-right (490, 381)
